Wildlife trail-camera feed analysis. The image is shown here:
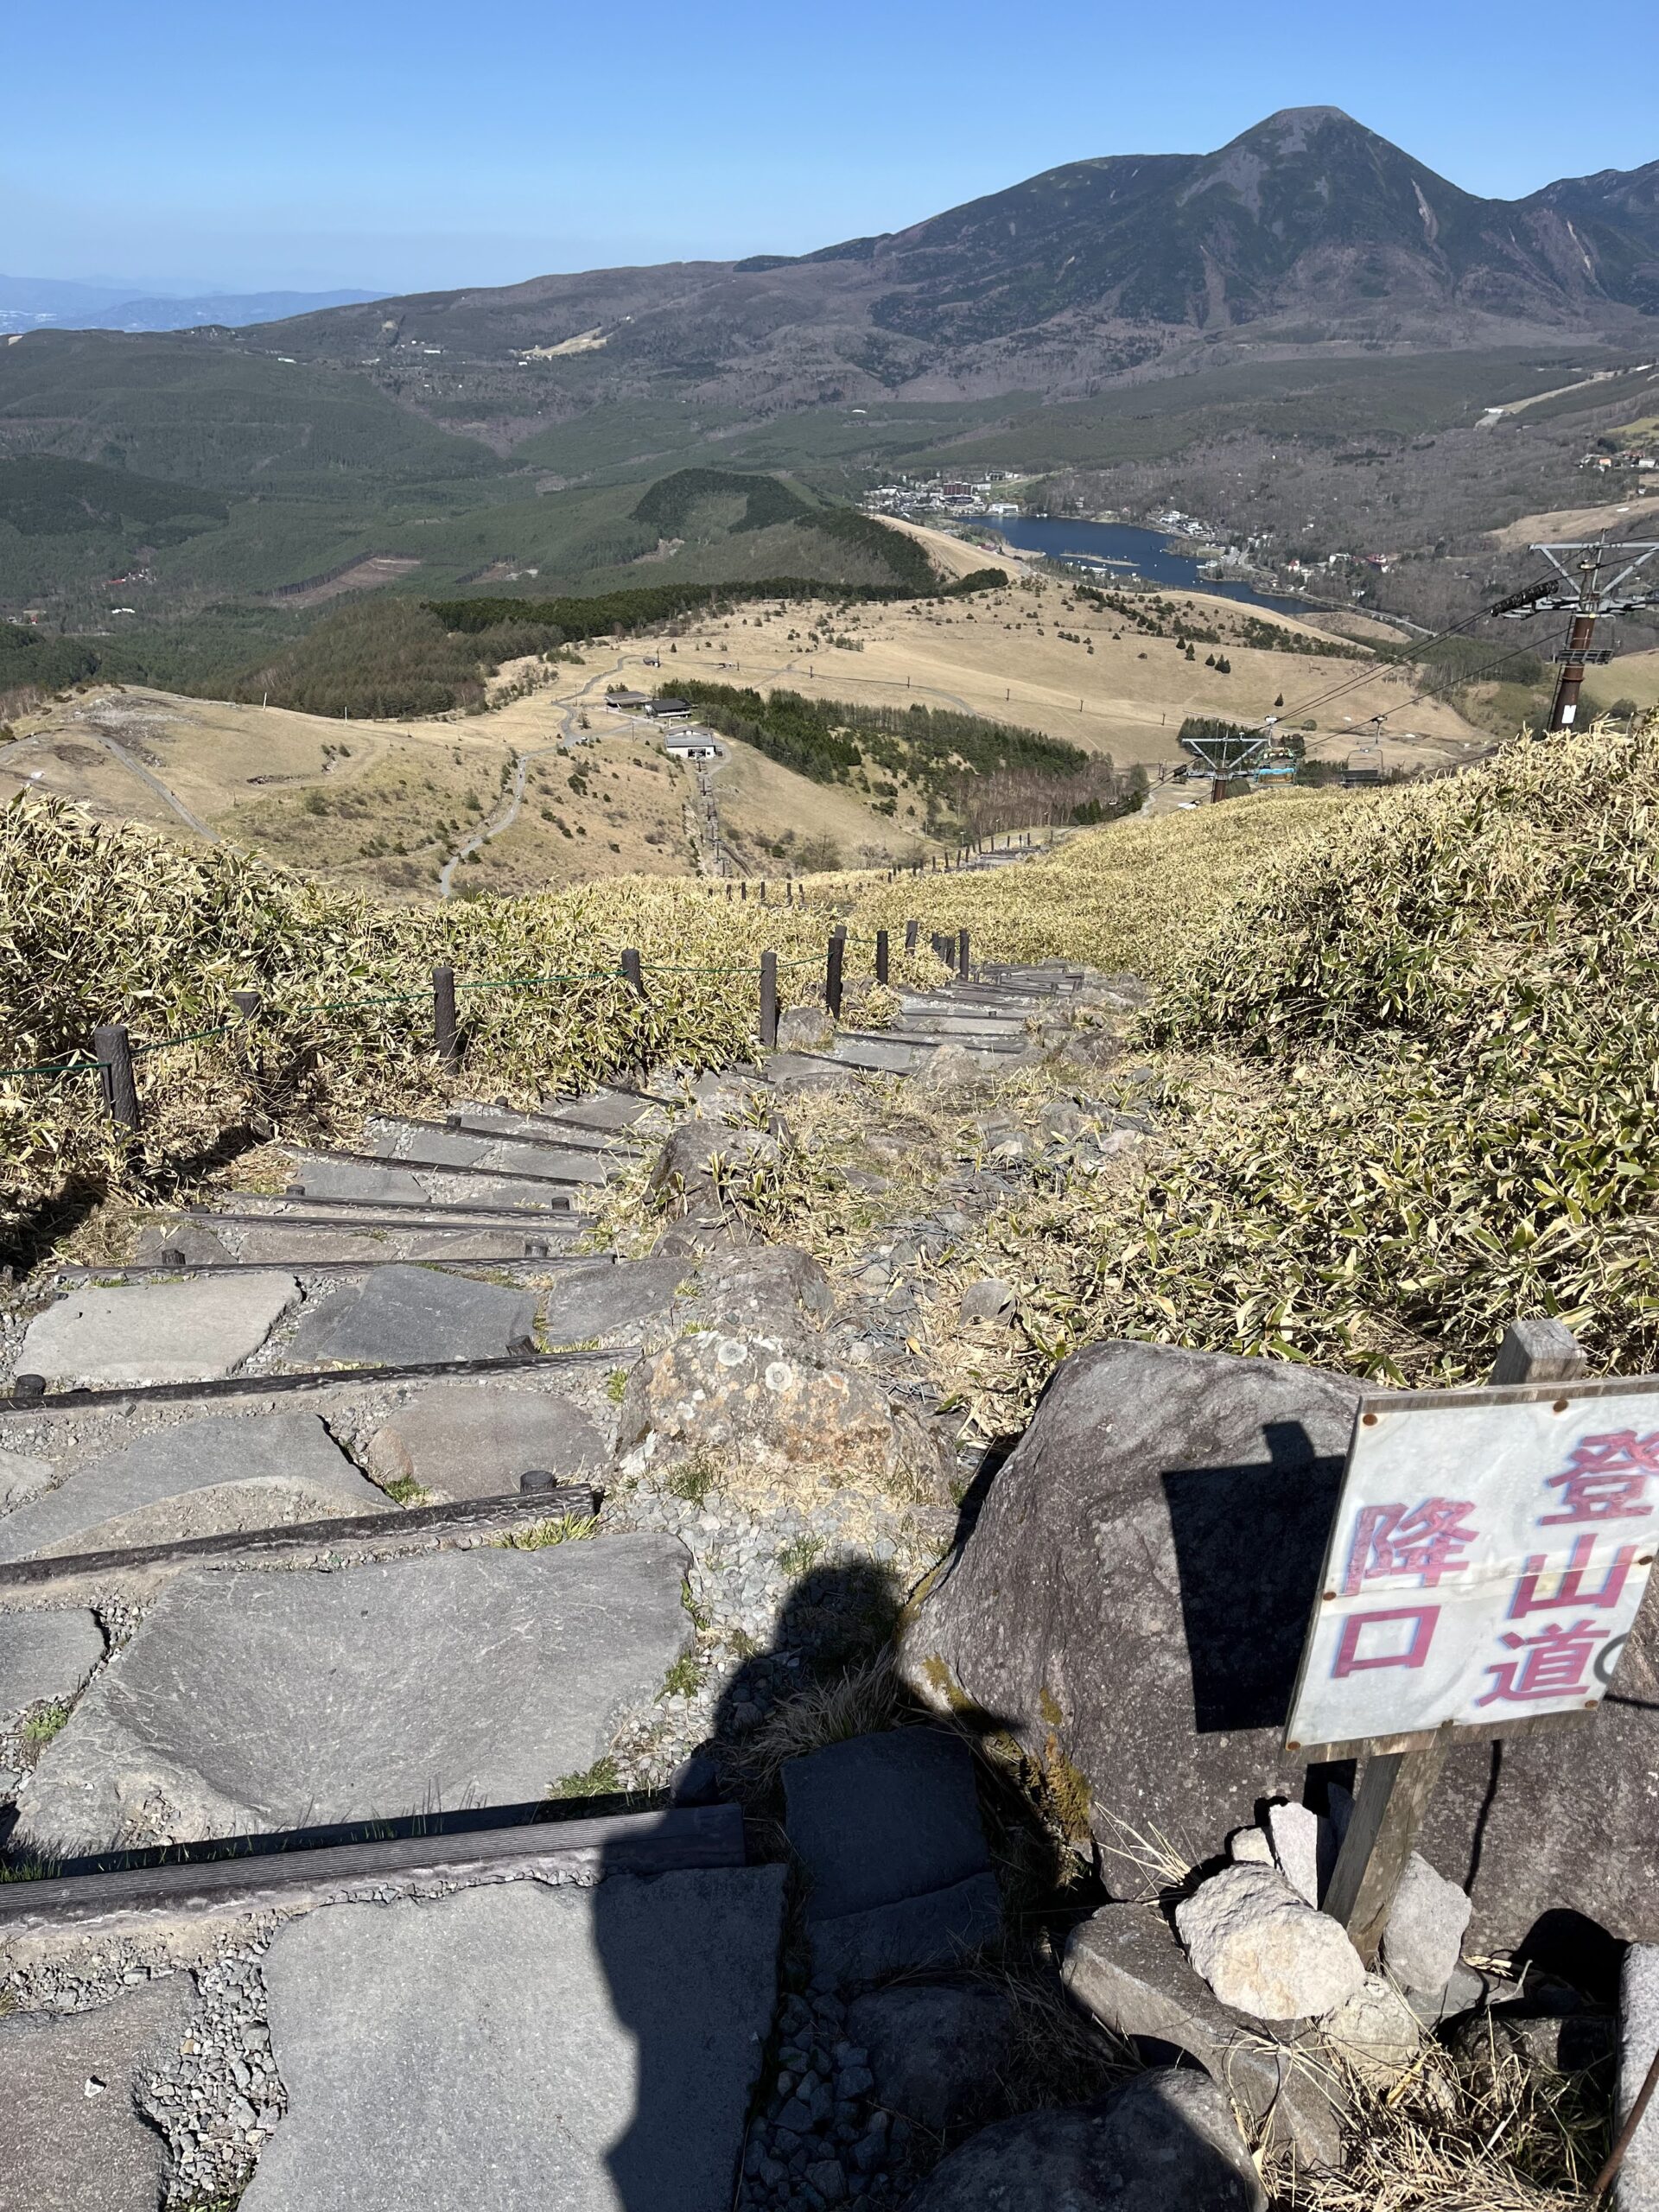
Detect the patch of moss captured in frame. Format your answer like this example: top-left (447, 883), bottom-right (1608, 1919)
top-left (552, 1754), bottom-right (619, 1800)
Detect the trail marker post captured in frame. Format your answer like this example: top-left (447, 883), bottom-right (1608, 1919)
top-left (92, 1025), bottom-right (140, 1132)
top-left (759, 951), bottom-right (778, 1046)
top-left (432, 966), bottom-right (459, 1066)
top-left (1288, 1319), bottom-right (1659, 1961)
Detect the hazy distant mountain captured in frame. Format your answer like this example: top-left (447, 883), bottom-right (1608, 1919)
top-left (0, 276), bottom-right (381, 336)
top-left (259, 109), bottom-right (1659, 410)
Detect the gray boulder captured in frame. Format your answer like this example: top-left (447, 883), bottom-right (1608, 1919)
top-left (844, 1981), bottom-right (1015, 2133)
top-left (1268, 1801), bottom-right (1329, 1908)
top-left (1175, 1865), bottom-right (1365, 2021)
top-left (901, 1338), bottom-right (1659, 1948)
top-left (1321, 1976), bottom-right (1421, 2086)
top-left (1619, 1946), bottom-right (1659, 2212)
top-left (900, 2069), bottom-right (1264, 2212)
top-left (0, 1976), bottom-right (194, 2212)
top-left (1381, 1853), bottom-right (1473, 1999)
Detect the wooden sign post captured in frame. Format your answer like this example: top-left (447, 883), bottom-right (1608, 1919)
top-left (1286, 1319), bottom-right (1659, 1961)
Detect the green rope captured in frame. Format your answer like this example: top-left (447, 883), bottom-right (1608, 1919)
top-left (0, 1058), bottom-right (100, 1081)
top-left (457, 969), bottom-right (623, 992)
top-left (132, 1021), bottom-right (238, 1057)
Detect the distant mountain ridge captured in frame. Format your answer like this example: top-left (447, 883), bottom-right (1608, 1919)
top-left (252, 109), bottom-right (1659, 414)
top-left (0, 276), bottom-right (381, 336)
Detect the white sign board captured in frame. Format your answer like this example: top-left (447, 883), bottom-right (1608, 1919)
top-left (1286, 1382), bottom-right (1659, 1758)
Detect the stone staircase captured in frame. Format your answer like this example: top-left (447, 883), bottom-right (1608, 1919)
top-left (0, 957), bottom-right (1128, 2212)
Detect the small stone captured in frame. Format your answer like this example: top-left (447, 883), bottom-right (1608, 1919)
top-left (1175, 1865), bottom-right (1365, 2022)
top-left (1381, 1854), bottom-right (1473, 1999)
top-left (1320, 1975), bottom-right (1421, 2085)
top-left (957, 1280), bottom-right (1016, 1329)
top-left (0, 1609), bottom-right (104, 1724)
top-left (1267, 1802), bottom-right (1325, 1907)
top-left (1229, 1827), bottom-right (1274, 1866)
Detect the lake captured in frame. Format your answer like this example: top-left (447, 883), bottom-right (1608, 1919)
top-left (970, 515), bottom-right (1315, 618)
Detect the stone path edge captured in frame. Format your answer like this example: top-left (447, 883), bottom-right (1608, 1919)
top-left (0, 1484), bottom-right (601, 1597)
top-left (0, 1804), bottom-right (745, 1935)
top-left (1, 1345), bottom-right (632, 1417)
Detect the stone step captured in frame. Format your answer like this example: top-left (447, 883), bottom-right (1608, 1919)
top-left (130, 1216), bottom-right (575, 1266)
top-left (286, 1145), bottom-right (594, 1200)
top-left (444, 1105), bottom-right (648, 1157)
top-left (363, 1116), bottom-right (617, 1186)
top-left (11, 1530), bottom-right (693, 1857)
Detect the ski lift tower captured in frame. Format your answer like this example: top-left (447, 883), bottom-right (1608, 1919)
top-left (1179, 721), bottom-right (1271, 802)
top-left (1497, 540), bottom-right (1659, 730)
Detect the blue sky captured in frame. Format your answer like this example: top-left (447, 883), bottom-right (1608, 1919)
top-left (9, 0), bottom-right (1655, 295)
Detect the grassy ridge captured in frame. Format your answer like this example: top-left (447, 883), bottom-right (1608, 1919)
top-left (946, 718), bottom-right (1659, 1390)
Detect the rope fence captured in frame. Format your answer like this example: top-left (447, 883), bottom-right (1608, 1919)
top-left (4, 918), bottom-right (970, 1134)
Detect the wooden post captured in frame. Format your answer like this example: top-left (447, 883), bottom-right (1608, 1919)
top-left (1321, 1317), bottom-right (1588, 1961)
top-left (874, 929), bottom-right (889, 985)
top-left (92, 1024), bottom-right (140, 1131)
top-left (1323, 1726), bottom-right (1453, 1963)
top-left (231, 990), bottom-right (262, 1021)
top-left (905, 919), bottom-right (919, 955)
top-left (620, 947), bottom-right (645, 999)
top-left (741, 880), bottom-right (747, 902)
top-left (759, 951), bottom-right (778, 1046)
top-left (432, 965), bottom-right (458, 1066)
top-left (824, 933), bottom-right (844, 1021)
top-left (957, 928), bottom-right (970, 979)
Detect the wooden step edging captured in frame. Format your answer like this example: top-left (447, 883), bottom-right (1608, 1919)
top-left (189, 1193), bottom-right (578, 1223)
top-left (289, 1145), bottom-right (597, 1192)
top-left (0, 1803), bottom-right (745, 1936)
top-left (0, 1483), bottom-right (603, 1599)
top-left (368, 1109), bottom-right (645, 1161)
top-left (1, 1345), bottom-right (632, 1420)
top-left (49, 1252), bottom-right (618, 1284)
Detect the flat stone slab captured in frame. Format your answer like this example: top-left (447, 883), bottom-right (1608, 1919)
top-left (241, 1866), bottom-right (785, 2212)
top-left (0, 1609), bottom-right (104, 1722)
top-left (0, 1974), bottom-right (193, 2212)
top-left (540, 1260), bottom-right (683, 1344)
top-left (0, 1413), bottom-right (383, 1565)
top-left (293, 1159), bottom-right (429, 1202)
top-left (0, 1452), bottom-right (53, 1510)
top-left (366, 1382), bottom-right (607, 1499)
top-left (16, 1274), bottom-right (300, 1389)
top-left (15, 1532), bottom-right (691, 1853)
top-left (281, 1265), bottom-right (539, 1368)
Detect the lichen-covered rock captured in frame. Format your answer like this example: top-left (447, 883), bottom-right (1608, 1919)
top-left (617, 1333), bottom-right (948, 1497)
top-left (1174, 1866), bottom-right (1365, 2022)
